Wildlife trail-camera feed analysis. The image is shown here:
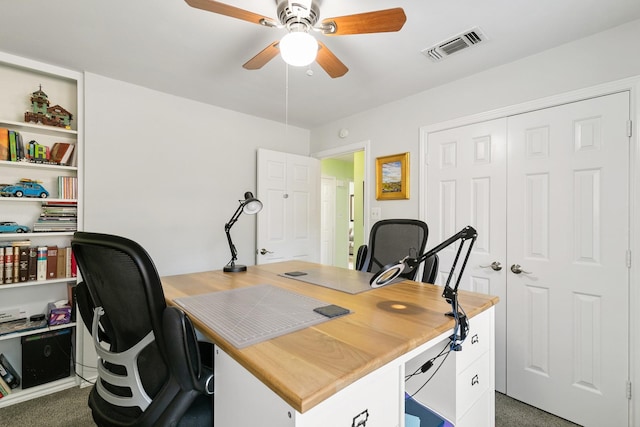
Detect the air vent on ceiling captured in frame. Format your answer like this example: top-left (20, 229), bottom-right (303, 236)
top-left (422, 27), bottom-right (487, 62)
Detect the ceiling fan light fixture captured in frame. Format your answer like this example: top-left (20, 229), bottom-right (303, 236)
top-left (279, 32), bottom-right (318, 67)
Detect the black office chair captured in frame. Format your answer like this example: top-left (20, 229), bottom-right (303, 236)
top-left (421, 253), bottom-right (439, 284)
top-left (355, 219), bottom-right (429, 280)
top-left (71, 232), bottom-right (214, 427)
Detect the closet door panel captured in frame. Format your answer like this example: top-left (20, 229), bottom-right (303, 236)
top-left (425, 118), bottom-right (508, 392)
top-left (506, 91), bottom-right (630, 427)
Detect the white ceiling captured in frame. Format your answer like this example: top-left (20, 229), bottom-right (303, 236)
top-left (1, 0), bottom-right (639, 129)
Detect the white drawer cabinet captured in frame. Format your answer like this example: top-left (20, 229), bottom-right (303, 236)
top-left (404, 308), bottom-right (495, 427)
top-left (457, 352), bottom-right (490, 417)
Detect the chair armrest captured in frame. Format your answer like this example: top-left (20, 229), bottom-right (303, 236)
top-left (162, 306), bottom-right (214, 395)
top-left (355, 244), bottom-right (368, 271)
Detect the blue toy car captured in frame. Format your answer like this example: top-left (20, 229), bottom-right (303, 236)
top-left (0, 180), bottom-right (49, 198)
top-left (0, 221), bottom-right (31, 233)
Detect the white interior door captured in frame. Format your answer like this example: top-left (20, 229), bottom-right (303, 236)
top-left (425, 118), bottom-right (508, 393)
top-left (505, 92), bottom-right (630, 426)
top-left (256, 148), bottom-right (320, 264)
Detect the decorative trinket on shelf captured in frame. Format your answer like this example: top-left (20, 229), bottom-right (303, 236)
top-left (24, 85), bottom-right (73, 129)
top-left (0, 178), bottom-right (49, 198)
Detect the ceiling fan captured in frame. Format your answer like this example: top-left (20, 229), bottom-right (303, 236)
top-left (184, 0), bottom-right (407, 78)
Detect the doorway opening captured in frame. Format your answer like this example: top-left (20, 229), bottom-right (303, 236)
top-left (314, 141), bottom-right (370, 269)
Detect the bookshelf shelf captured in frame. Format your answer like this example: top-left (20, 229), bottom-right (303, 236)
top-left (0, 52), bottom-right (83, 405)
top-left (0, 277), bottom-right (76, 290)
top-left (0, 119), bottom-right (77, 136)
top-left (0, 198), bottom-right (77, 204)
top-left (0, 322), bottom-right (77, 343)
top-left (0, 159), bottom-right (77, 171)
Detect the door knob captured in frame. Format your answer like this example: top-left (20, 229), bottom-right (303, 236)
top-left (510, 264), bottom-right (531, 274)
top-left (259, 248), bottom-right (273, 255)
top-left (480, 261), bottom-right (502, 271)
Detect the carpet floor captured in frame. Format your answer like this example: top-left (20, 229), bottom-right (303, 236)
top-left (1, 387), bottom-right (582, 426)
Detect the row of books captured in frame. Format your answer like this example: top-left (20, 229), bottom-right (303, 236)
top-left (0, 128), bottom-right (75, 166)
top-left (0, 353), bottom-right (20, 398)
top-left (33, 201), bottom-right (77, 233)
top-left (57, 176), bottom-right (78, 200)
top-left (1, 243), bottom-right (76, 285)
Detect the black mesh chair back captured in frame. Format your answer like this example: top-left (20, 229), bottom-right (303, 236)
top-left (72, 232), bottom-right (213, 427)
top-left (356, 219), bottom-right (429, 280)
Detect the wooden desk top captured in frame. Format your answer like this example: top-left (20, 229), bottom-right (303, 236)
top-left (161, 261), bottom-right (498, 414)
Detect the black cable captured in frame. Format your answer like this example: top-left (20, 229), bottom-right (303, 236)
top-left (47, 324), bottom-right (96, 385)
top-left (405, 341), bottom-right (450, 381)
top-left (407, 344), bottom-right (453, 398)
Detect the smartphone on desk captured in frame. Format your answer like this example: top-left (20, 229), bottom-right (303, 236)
top-left (314, 304), bottom-right (350, 318)
top-left (284, 271), bottom-right (307, 277)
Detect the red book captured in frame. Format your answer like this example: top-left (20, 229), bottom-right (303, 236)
top-left (70, 249), bottom-right (77, 278)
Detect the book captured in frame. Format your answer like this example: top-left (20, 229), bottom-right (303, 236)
top-left (57, 247), bottom-right (67, 278)
top-left (0, 128), bottom-right (8, 161)
top-left (28, 247), bottom-right (38, 281)
top-left (0, 247), bottom-right (4, 283)
top-left (15, 131), bottom-right (24, 160)
top-left (50, 142), bottom-right (75, 166)
top-left (3, 247), bottom-right (12, 284)
top-left (18, 245), bottom-right (29, 282)
top-left (71, 249), bottom-right (77, 277)
top-left (65, 247), bottom-right (72, 278)
top-left (0, 373), bottom-right (11, 396)
top-left (0, 353), bottom-right (20, 389)
top-left (12, 246), bottom-right (19, 283)
top-left (57, 176), bottom-right (78, 199)
top-left (8, 131), bottom-right (17, 162)
top-left (36, 246), bottom-right (47, 281)
top-left (47, 246), bottom-right (58, 279)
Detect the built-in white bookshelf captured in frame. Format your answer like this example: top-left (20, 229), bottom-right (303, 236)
top-left (0, 51), bottom-right (84, 407)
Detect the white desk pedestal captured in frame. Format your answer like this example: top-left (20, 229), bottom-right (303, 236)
top-left (213, 307), bottom-right (495, 427)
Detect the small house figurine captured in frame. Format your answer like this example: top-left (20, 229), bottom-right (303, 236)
top-left (24, 85), bottom-right (73, 129)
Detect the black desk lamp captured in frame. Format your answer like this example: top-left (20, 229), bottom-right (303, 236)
top-left (224, 192), bottom-right (263, 273)
top-left (370, 225), bottom-right (477, 350)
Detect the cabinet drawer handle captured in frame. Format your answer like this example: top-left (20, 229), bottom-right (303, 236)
top-left (471, 374), bottom-right (479, 386)
top-left (471, 334), bottom-right (479, 344)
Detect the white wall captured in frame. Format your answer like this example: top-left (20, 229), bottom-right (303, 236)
top-left (310, 19), bottom-right (640, 220)
top-left (84, 73), bottom-right (310, 276)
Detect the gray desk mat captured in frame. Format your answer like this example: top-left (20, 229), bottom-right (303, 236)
top-left (174, 284), bottom-right (341, 348)
top-left (279, 265), bottom-right (398, 294)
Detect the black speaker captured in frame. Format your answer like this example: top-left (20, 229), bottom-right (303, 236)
top-left (21, 329), bottom-right (72, 389)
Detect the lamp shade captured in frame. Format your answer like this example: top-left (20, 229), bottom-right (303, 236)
top-left (242, 192), bottom-right (263, 215)
top-left (279, 32), bottom-right (318, 67)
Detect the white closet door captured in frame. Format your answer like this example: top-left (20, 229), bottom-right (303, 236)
top-left (425, 118), bottom-right (508, 392)
top-left (506, 91), bottom-right (630, 426)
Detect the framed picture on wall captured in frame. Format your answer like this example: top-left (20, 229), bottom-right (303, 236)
top-left (375, 152), bottom-right (409, 200)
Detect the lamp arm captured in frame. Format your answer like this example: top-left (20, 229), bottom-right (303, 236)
top-left (405, 225), bottom-right (477, 299)
top-left (224, 203), bottom-right (246, 265)
top-left (368, 225), bottom-right (477, 294)
top-left (408, 226), bottom-right (477, 268)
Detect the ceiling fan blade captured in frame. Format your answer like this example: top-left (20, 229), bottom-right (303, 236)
top-left (185, 0), bottom-right (276, 26)
top-left (243, 42), bottom-right (280, 70)
top-left (321, 7), bottom-right (406, 35)
top-left (316, 42), bottom-right (348, 78)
